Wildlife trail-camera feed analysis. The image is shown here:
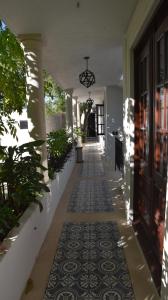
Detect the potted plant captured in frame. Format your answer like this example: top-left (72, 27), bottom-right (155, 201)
top-left (73, 127), bottom-right (86, 145)
top-left (73, 127), bottom-right (86, 163)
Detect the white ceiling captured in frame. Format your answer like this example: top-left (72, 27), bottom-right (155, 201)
top-left (0, 0), bottom-right (138, 102)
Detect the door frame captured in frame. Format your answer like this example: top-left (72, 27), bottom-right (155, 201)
top-left (133, 0), bottom-right (168, 292)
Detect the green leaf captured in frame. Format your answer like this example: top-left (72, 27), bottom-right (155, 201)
top-left (0, 20), bottom-right (26, 137)
top-left (44, 71), bottom-right (66, 115)
top-left (19, 140), bottom-right (45, 150)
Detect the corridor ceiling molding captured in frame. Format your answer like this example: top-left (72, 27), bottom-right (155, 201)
top-left (0, 0), bottom-right (138, 101)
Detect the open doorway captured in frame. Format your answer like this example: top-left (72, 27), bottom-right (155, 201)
top-left (87, 113), bottom-right (96, 137)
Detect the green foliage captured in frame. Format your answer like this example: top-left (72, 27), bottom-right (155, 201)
top-left (47, 129), bottom-right (70, 158)
top-left (73, 127), bottom-right (86, 144)
top-left (44, 71), bottom-right (66, 115)
top-left (0, 20), bottom-right (26, 138)
top-left (80, 101), bottom-right (93, 138)
top-left (0, 205), bottom-right (19, 241)
top-left (0, 96), bottom-right (18, 139)
top-left (0, 21), bottom-right (26, 114)
top-left (80, 102), bottom-right (88, 117)
top-left (0, 22), bottom-right (51, 242)
top-left (0, 140), bottom-right (50, 218)
top-left (47, 129), bottom-right (72, 178)
top-left (74, 127), bottom-right (86, 137)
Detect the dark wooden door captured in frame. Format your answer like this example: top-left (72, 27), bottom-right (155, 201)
top-left (153, 18), bottom-right (168, 263)
top-left (134, 9), bottom-right (168, 292)
top-left (87, 113), bottom-right (96, 137)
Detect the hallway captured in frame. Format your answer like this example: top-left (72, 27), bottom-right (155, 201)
top-left (22, 143), bottom-right (159, 300)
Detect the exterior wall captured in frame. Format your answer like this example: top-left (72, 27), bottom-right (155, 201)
top-left (104, 85), bottom-right (123, 169)
top-left (123, 0), bottom-right (160, 220)
top-left (0, 109), bottom-right (30, 147)
top-left (0, 111), bottom-right (66, 148)
top-left (46, 113), bottom-right (66, 134)
top-left (123, 0), bottom-right (168, 298)
top-left (124, 0), bottom-right (160, 97)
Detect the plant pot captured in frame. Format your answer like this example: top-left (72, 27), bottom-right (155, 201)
top-left (82, 136), bottom-right (86, 143)
top-left (76, 146), bottom-right (83, 163)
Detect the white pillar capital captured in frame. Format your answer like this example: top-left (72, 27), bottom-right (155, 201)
top-left (65, 89), bottom-right (73, 98)
top-left (73, 96), bottom-right (78, 102)
top-left (18, 33), bottom-right (42, 50)
top-left (19, 33), bottom-right (42, 40)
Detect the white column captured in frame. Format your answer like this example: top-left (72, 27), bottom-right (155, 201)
top-left (77, 99), bottom-right (82, 145)
top-left (77, 100), bottom-right (81, 128)
top-left (105, 85), bottom-right (123, 165)
top-left (19, 34), bottom-right (48, 180)
top-left (73, 96), bottom-right (82, 145)
top-left (65, 89), bottom-right (73, 138)
top-left (73, 96), bottom-right (78, 130)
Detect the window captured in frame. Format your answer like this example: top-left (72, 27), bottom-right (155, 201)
top-left (20, 120), bottom-right (28, 129)
top-left (96, 105), bottom-right (104, 135)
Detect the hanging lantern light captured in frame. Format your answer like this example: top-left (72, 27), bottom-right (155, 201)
top-left (86, 92), bottom-right (94, 108)
top-left (79, 57), bottom-right (96, 88)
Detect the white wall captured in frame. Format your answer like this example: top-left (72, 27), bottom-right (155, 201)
top-left (104, 85), bottom-right (123, 169)
top-left (0, 109), bottom-right (30, 147)
top-left (1, 111), bottom-right (67, 146)
top-left (0, 110), bottom-right (66, 148)
top-left (0, 149), bottom-right (75, 300)
top-left (46, 113), bottom-right (66, 134)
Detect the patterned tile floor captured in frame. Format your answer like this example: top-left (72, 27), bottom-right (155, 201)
top-left (68, 179), bottom-right (115, 212)
top-left (43, 142), bottom-right (135, 299)
top-left (79, 161), bottom-right (105, 177)
top-left (68, 144), bottom-right (121, 212)
top-left (22, 142), bottom-right (159, 300)
top-left (44, 222), bottom-right (135, 300)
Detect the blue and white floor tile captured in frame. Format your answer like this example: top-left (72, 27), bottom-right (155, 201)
top-left (79, 161), bottom-right (105, 177)
top-left (44, 222), bottom-right (135, 300)
top-left (67, 179), bottom-right (114, 212)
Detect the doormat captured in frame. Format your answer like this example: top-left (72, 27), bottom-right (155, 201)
top-left (44, 222), bottom-right (135, 300)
